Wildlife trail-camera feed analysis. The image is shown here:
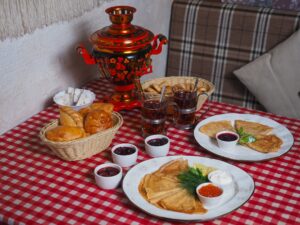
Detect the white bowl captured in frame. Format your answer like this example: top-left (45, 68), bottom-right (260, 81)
top-left (216, 131), bottom-right (239, 151)
top-left (53, 88), bottom-right (95, 111)
top-left (94, 163), bottom-right (122, 189)
top-left (111, 143), bottom-right (138, 167)
top-left (144, 134), bottom-right (170, 158)
top-left (208, 170), bottom-right (234, 192)
top-left (196, 182), bottom-right (224, 209)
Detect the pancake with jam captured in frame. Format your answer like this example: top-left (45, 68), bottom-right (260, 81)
top-left (199, 120), bottom-right (235, 138)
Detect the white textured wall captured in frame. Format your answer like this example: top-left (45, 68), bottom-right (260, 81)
top-left (0, 0), bottom-right (173, 134)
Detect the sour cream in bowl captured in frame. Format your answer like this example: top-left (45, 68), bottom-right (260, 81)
top-left (208, 170), bottom-right (234, 192)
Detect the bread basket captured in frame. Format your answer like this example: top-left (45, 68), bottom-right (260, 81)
top-left (142, 76), bottom-right (215, 111)
top-left (39, 112), bottom-right (123, 161)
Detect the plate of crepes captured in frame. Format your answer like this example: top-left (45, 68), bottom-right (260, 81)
top-left (122, 156), bottom-right (254, 222)
top-left (194, 113), bottom-right (294, 161)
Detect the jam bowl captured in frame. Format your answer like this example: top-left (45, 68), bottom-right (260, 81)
top-left (216, 131), bottom-right (239, 151)
top-left (196, 182), bottom-right (224, 209)
top-left (94, 163), bottom-right (123, 189)
top-left (144, 134), bottom-right (170, 157)
top-left (111, 143), bottom-right (138, 167)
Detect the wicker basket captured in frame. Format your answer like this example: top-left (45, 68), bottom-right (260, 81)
top-left (39, 112), bottom-right (123, 161)
top-left (142, 76), bottom-right (215, 111)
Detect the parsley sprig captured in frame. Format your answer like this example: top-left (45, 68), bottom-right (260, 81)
top-left (237, 127), bottom-right (256, 144)
top-left (177, 167), bottom-right (209, 197)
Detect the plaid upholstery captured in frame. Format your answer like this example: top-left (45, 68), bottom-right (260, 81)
top-left (167, 0), bottom-right (300, 110)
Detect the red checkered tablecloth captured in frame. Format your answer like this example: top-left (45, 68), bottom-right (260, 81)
top-left (1, 79), bottom-right (300, 225)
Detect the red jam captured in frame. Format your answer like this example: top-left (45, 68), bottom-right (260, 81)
top-left (114, 147), bottom-right (136, 155)
top-left (147, 138), bottom-right (169, 146)
top-left (198, 184), bottom-right (223, 197)
top-left (97, 167), bottom-right (120, 177)
top-left (217, 133), bottom-right (238, 142)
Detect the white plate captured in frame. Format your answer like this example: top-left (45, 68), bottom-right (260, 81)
top-left (122, 156), bottom-right (254, 222)
top-left (194, 113), bottom-right (294, 161)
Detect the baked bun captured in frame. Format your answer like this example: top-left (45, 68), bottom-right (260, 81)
top-left (78, 107), bottom-right (91, 119)
top-left (78, 103), bottom-right (114, 119)
top-left (84, 109), bottom-right (112, 134)
top-left (60, 106), bottom-right (83, 128)
top-left (46, 126), bottom-right (85, 142)
top-left (90, 103), bottom-right (114, 114)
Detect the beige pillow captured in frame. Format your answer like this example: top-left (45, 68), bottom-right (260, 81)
top-left (234, 30), bottom-right (300, 119)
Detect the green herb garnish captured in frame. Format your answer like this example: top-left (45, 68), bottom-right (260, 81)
top-left (177, 167), bottom-right (209, 197)
top-left (237, 127), bottom-right (256, 144)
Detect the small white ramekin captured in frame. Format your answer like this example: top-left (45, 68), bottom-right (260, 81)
top-left (144, 134), bottom-right (170, 158)
top-left (196, 182), bottom-right (224, 209)
top-left (208, 170), bottom-right (234, 192)
top-left (94, 163), bottom-right (122, 190)
top-left (53, 89), bottom-right (95, 111)
top-left (216, 131), bottom-right (239, 151)
top-left (111, 143), bottom-right (138, 167)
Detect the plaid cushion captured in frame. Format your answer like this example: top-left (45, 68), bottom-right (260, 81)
top-left (167, 0), bottom-right (300, 110)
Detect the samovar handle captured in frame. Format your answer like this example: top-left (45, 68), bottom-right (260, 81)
top-left (150, 34), bottom-right (168, 55)
top-left (76, 44), bottom-right (96, 65)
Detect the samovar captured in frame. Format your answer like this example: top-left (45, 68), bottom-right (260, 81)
top-left (77, 6), bottom-right (167, 111)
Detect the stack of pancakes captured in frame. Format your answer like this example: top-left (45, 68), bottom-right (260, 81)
top-left (138, 159), bottom-right (207, 214)
top-left (199, 120), bottom-right (282, 153)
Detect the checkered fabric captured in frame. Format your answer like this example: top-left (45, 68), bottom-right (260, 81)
top-left (1, 79), bottom-right (300, 225)
top-left (167, 0), bottom-right (300, 110)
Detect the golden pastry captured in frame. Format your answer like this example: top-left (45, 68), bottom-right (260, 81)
top-left (199, 120), bottom-right (235, 138)
top-left (59, 106), bottom-right (83, 128)
top-left (138, 159), bottom-right (207, 214)
top-left (235, 120), bottom-right (273, 137)
top-left (246, 135), bottom-right (282, 153)
top-left (46, 126), bottom-right (85, 142)
top-left (78, 107), bottom-right (91, 119)
top-left (84, 109), bottom-right (112, 134)
top-left (90, 103), bottom-right (114, 114)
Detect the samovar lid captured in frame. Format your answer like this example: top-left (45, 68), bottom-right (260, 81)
top-left (90, 6), bottom-right (154, 54)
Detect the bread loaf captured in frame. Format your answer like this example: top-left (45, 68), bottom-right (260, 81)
top-left (84, 109), bottom-right (113, 134)
top-left (46, 126), bottom-right (85, 142)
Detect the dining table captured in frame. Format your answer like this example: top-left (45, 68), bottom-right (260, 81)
top-left (0, 78), bottom-right (299, 225)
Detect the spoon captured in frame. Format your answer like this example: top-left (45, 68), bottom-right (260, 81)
top-left (193, 78), bottom-right (199, 92)
top-left (133, 77), bottom-right (145, 101)
top-left (160, 85), bottom-right (166, 102)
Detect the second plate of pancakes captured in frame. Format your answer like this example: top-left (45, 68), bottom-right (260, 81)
top-left (194, 113), bottom-right (294, 161)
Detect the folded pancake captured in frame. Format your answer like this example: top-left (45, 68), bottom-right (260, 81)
top-left (156, 158), bottom-right (189, 176)
top-left (138, 159), bottom-right (207, 214)
top-left (246, 135), bottom-right (282, 153)
top-left (159, 188), bottom-right (206, 214)
top-left (199, 120), bottom-right (235, 138)
top-left (235, 120), bottom-right (273, 137)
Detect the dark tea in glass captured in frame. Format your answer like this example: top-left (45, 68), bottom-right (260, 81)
top-left (173, 85), bottom-right (198, 129)
top-left (141, 97), bottom-right (167, 137)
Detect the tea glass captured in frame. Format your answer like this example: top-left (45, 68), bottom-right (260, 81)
top-left (172, 84), bottom-right (208, 130)
top-left (141, 95), bottom-right (169, 137)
